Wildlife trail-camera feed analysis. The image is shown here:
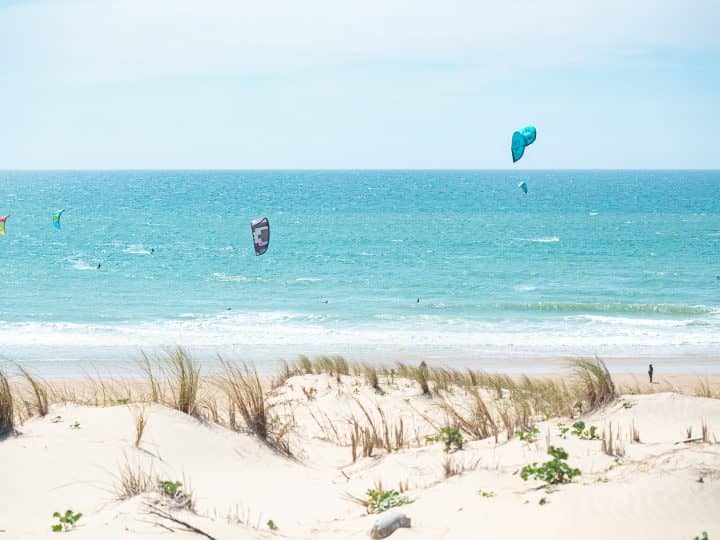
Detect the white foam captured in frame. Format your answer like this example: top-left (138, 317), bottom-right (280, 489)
top-left (211, 273), bottom-right (265, 283)
top-left (122, 244), bottom-right (150, 255)
top-left (515, 285), bottom-right (537, 292)
top-left (518, 236), bottom-right (560, 243)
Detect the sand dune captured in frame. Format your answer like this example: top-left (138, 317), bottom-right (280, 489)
top-left (1, 364), bottom-right (719, 539)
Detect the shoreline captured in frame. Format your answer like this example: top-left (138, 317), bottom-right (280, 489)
top-left (3, 350), bottom-right (720, 379)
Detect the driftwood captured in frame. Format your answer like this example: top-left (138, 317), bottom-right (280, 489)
top-left (674, 437), bottom-right (704, 445)
top-left (145, 504), bottom-right (217, 540)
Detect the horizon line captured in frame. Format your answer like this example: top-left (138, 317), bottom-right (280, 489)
top-left (2, 168), bottom-right (719, 172)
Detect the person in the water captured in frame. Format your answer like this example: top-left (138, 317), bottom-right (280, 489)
top-left (96, 262), bottom-right (101, 269)
top-left (150, 248), bottom-right (155, 254)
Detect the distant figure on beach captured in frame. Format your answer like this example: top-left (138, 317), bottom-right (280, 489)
top-left (648, 363), bottom-right (654, 383)
top-left (96, 262), bottom-right (101, 270)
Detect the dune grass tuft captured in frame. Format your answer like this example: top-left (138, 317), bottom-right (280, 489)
top-left (572, 357), bottom-right (617, 412)
top-left (16, 363), bottom-right (49, 417)
top-left (131, 405), bottom-right (148, 448)
top-left (0, 367), bottom-right (15, 436)
top-left (217, 358), bottom-right (292, 455)
top-left (116, 456), bottom-right (154, 500)
top-left (165, 348), bottom-right (200, 415)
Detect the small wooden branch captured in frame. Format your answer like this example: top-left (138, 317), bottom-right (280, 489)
top-left (145, 504), bottom-right (217, 540)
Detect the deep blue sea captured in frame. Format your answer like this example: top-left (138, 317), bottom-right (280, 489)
top-left (1, 171), bottom-right (719, 373)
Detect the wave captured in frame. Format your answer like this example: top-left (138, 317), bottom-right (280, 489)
top-left (294, 277), bottom-right (322, 282)
top-left (517, 236), bottom-right (560, 243)
top-left (1, 311), bottom-right (718, 360)
top-left (497, 302), bottom-right (715, 316)
top-left (69, 259), bottom-right (96, 271)
top-left (211, 272), bottom-right (267, 283)
top-left (514, 285), bottom-right (537, 292)
top-left (122, 244), bottom-right (151, 255)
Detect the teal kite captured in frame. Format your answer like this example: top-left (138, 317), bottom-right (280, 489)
top-left (511, 126), bottom-right (537, 163)
top-left (518, 181), bottom-right (528, 195)
top-left (53, 209), bottom-right (65, 229)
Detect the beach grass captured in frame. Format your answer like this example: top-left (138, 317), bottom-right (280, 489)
top-left (0, 367), bottom-right (14, 436)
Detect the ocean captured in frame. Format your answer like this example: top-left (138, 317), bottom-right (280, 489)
top-left (1, 170), bottom-right (718, 374)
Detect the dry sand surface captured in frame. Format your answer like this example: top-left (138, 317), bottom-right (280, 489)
top-left (1, 364), bottom-right (719, 539)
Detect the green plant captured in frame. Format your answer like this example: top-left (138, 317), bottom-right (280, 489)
top-left (693, 533), bottom-right (708, 540)
top-left (571, 420), bottom-right (599, 440)
top-left (51, 415), bottom-right (63, 423)
top-left (557, 423), bottom-right (570, 438)
top-left (426, 426), bottom-right (463, 453)
top-left (538, 497), bottom-right (548, 506)
top-left (70, 421), bottom-right (80, 429)
top-left (516, 426), bottom-right (540, 442)
top-left (520, 446), bottom-right (581, 485)
top-left (366, 488), bottom-right (409, 514)
top-left (158, 479), bottom-right (193, 509)
top-left (159, 480), bottom-right (183, 497)
top-left (479, 490), bottom-right (495, 497)
top-left (117, 398), bottom-right (129, 405)
top-left (267, 519), bottom-right (278, 531)
top-left (51, 510), bottom-right (82, 532)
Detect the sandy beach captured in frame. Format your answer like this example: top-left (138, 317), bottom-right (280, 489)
top-left (1, 356), bottom-right (719, 539)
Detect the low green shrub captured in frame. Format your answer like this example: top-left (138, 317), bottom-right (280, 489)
top-left (520, 446), bottom-right (581, 485)
top-left (516, 426), bottom-right (540, 442)
top-left (51, 510), bottom-right (82, 533)
top-left (426, 427), bottom-right (463, 453)
top-left (366, 488), bottom-right (409, 514)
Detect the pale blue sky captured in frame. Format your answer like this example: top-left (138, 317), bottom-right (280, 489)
top-left (1, 0), bottom-right (718, 169)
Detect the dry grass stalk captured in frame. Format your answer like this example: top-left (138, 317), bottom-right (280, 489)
top-left (164, 348), bottom-right (200, 415)
top-left (16, 364), bottom-right (49, 417)
top-left (132, 405), bottom-right (148, 448)
top-left (361, 364), bottom-right (380, 390)
top-left (572, 357), bottom-right (617, 412)
top-left (686, 425), bottom-right (693, 439)
top-left (695, 378), bottom-right (713, 398)
top-left (0, 367), bottom-right (14, 436)
top-left (139, 352), bottom-right (163, 403)
top-left (631, 420), bottom-right (640, 443)
top-left (602, 421), bottom-right (614, 456)
top-left (116, 457), bottom-right (154, 500)
top-left (701, 418), bottom-right (709, 443)
top-left (441, 455), bottom-right (480, 479)
top-left (441, 389), bottom-right (498, 442)
top-left (497, 404), bottom-right (515, 441)
top-left (297, 355), bottom-right (313, 375)
top-left (217, 358), bottom-right (292, 455)
top-left (396, 362), bottom-right (431, 396)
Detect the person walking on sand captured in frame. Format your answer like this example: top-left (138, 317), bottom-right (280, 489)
top-left (648, 363), bottom-right (654, 383)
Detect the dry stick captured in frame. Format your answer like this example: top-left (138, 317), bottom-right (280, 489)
top-left (145, 504), bottom-right (217, 540)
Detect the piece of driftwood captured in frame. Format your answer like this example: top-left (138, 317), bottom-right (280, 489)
top-left (145, 504), bottom-right (217, 540)
top-left (369, 511), bottom-right (411, 539)
top-left (674, 437), bottom-right (703, 445)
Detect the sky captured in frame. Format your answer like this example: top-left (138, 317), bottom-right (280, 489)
top-left (0, 0), bottom-right (719, 169)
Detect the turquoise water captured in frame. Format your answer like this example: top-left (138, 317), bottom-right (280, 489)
top-left (1, 170), bottom-right (718, 371)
